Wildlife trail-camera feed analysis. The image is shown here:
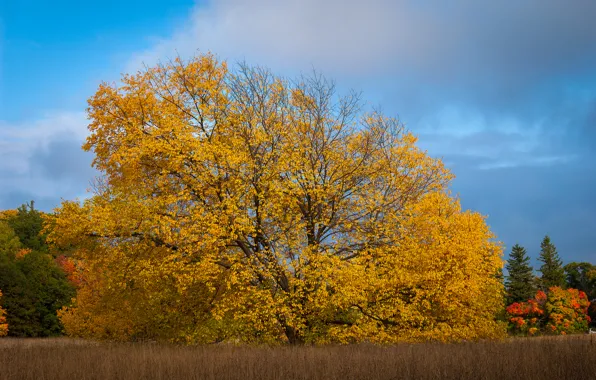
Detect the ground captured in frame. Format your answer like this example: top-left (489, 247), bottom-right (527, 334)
top-left (1, 335), bottom-right (595, 379)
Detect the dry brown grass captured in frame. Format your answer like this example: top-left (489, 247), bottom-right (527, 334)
top-left (1, 335), bottom-right (595, 380)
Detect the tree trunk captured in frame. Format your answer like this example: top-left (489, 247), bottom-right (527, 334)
top-left (284, 325), bottom-right (305, 345)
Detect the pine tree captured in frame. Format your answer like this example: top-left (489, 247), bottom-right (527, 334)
top-left (505, 244), bottom-right (535, 303)
top-left (538, 235), bottom-right (566, 290)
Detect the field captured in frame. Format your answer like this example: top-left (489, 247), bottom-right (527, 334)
top-left (1, 336), bottom-right (595, 380)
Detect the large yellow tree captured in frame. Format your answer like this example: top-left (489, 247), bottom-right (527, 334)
top-left (49, 54), bottom-right (505, 344)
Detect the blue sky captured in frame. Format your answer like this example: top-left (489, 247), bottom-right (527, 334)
top-left (1, 0), bottom-right (595, 265)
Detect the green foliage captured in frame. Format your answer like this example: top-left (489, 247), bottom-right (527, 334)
top-left (5, 201), bottom-right (47, 252)
top-left (0, 222), bottom-right (21, 257)
top-left (0, 250), bottom-right (76, 337)
top-left (505, 244), bottom-right (535, 304)
top-left (564, 262), bottom-right (596, 300)
top-left (538, 236), bottom-right (566, 290)
top-left (0, 206), bottom-right (76, 337)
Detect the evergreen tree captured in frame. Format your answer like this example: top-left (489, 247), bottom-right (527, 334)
top-left (5, 201), bottom-right (46, 252)
top-left (538, 235), bottom-right (566, 290)
top-left (505, 244), bottom-right (535, 303)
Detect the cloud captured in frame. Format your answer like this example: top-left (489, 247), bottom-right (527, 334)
top-left (0, 112), bottom-right (96, 210)
top-left (30, 133), bottom-right (96, 181)
top-left (417, 128), bottom-right (579, 170)
top-left (126, 0), bottom-right (596, 151)
top-left (129, 0), bottom-right (596, 86)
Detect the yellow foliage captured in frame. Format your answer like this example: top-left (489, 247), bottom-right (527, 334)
top-left (49, 54), bottom-right (505, 344)
top-left (0, 210), bottom-right (17, 222)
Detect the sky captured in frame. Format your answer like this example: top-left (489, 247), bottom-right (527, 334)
top-left (1, 0), bottom-right (595, 265)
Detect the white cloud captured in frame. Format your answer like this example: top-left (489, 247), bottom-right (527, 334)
top-left (0, 112), bottom-right (88, 141)
top-left (127, 0), bottom-right (433, 75)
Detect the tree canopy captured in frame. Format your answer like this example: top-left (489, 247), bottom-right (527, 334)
top-left (5, 202), bottom-right (47, 252)
top-left (564, 262), bottom-right (595, 296)
top-left (0, 208), bottom-right (75, 337)
top-left (49, 54), bottom-right (505, 344)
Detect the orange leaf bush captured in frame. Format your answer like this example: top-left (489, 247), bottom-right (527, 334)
top-left (544, 287), bottom-right (591, 334)
top-left (506, 287), bottom-right (591, 335)
top-left (0, 289), bottom-right (8, 337)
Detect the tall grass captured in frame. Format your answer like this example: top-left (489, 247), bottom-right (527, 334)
top-left (1, 335), bottom-right (595, 379)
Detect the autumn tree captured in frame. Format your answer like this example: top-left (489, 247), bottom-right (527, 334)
top-left (538, 236), bottom-right (566, 290)
top-left (0, 221), bottom-right (21, 257)
top-left (505, 244), bottom-right (535, 304)
top-left (0, 217), bottom-right (75, 337)
top-left (505, 287), bottom-right (591, 336)
top-left (544, 287), bottom-right (591, 334)
top-left (564, 262), bottom-right (596, 300)
top-left (49, 54), bottom-right (505, 344)
top-left (0, 290), bottom-right (7, 337)
top-left (566, 262), bottom-right (596, 327)
top-left (505, 290), bottom-right (546, 336)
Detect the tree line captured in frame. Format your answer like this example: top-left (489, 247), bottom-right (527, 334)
top-left (0, 203), bottom-right (75, 337)
top-left (504, 236), bottom-right (595, 335)
top-left (1, 202), bottom-right (592, 341)
top-left (505, 236), bottom-right (596, 303)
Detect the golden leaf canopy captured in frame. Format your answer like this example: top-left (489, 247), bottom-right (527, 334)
top-left (49, 54), bottom-right (505, 344)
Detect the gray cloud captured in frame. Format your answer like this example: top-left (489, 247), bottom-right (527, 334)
top-left (132, 1), bottom-right (596, 72)
top-left (129, 1), bottom-right (596, 100)
top-left (127, 0), bottom-right (596, 146)
top-left (0, 112), bottom-right (96, 211)
top-left (30, 134), bottom-right (96, 182)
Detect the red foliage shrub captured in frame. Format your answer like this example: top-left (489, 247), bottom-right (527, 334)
top-left (506, 287), bottom-right (590, 336)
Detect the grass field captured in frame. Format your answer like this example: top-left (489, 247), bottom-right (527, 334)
top-left (1, 335), bottom-right (595, 379)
